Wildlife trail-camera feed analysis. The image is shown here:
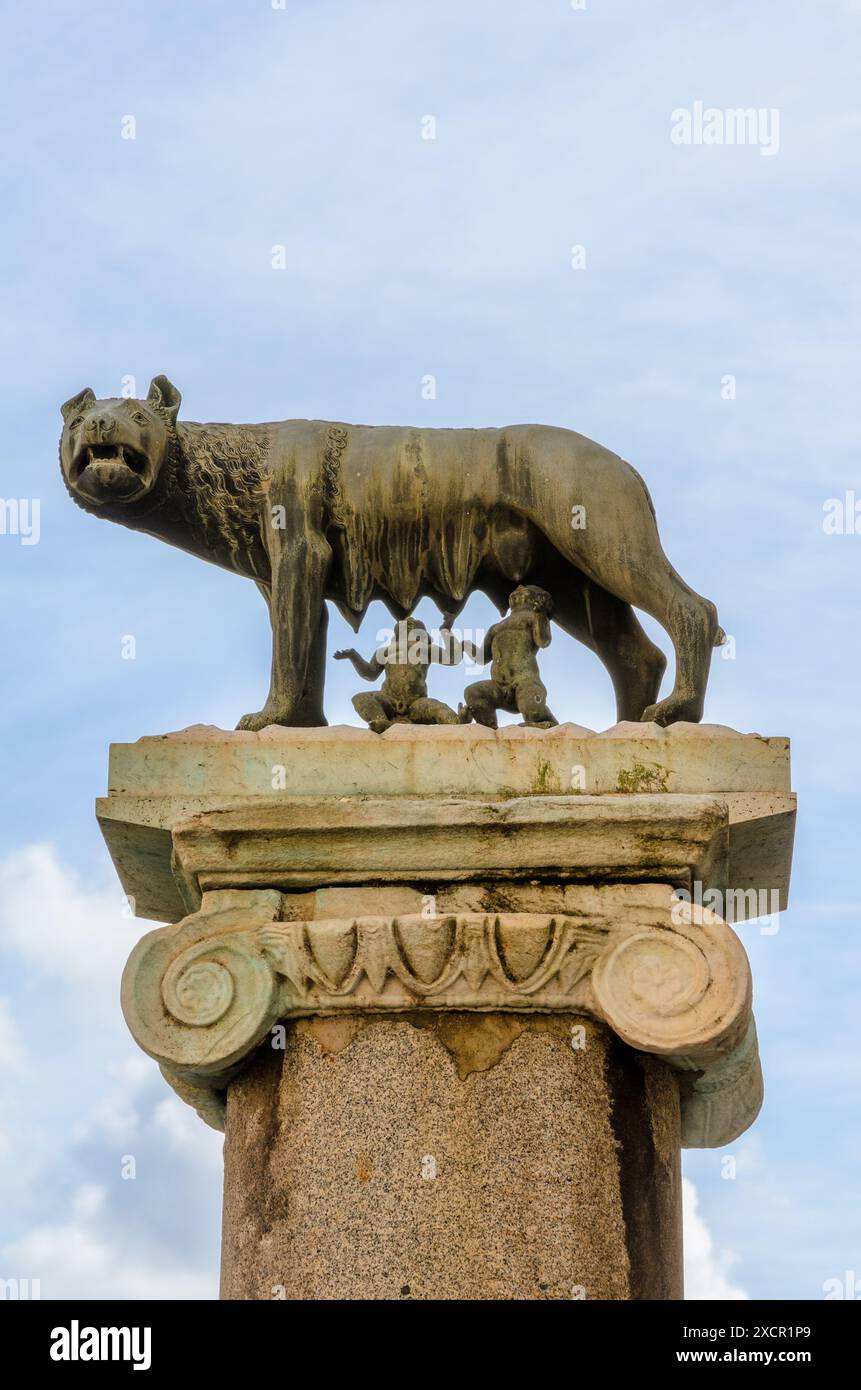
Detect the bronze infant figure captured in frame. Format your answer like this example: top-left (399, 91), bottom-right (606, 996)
top-left (335, 616), bottom-right (461, 733)
top-left (453, 585), bottom-right (558, 730)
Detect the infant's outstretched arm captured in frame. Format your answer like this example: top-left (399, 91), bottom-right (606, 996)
top-left (465, 623), bottom-right (497, 666)
top-left (333, 648), bottom-right (383, 682)
top-left (439, 615), bottom-right (495, 666)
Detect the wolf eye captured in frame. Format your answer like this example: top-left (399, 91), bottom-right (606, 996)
top-left (129, 410), bottom-right (149, 426)
top-left (69, 416), bottom-right (83, 430)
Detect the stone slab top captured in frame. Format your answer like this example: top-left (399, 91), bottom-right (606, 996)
top-left (126, 720), bottom-right (781, 742)
top-left (106, 720), bottom-right (791, 800)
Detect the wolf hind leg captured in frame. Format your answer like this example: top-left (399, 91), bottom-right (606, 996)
top-left (531, 560), bottom-right (667, 724)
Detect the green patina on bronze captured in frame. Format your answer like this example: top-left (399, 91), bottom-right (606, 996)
top-left (60, 376), bottom-right (724, 730)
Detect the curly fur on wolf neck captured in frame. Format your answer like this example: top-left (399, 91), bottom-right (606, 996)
top-left (165, 421), bottom-right (269, 570)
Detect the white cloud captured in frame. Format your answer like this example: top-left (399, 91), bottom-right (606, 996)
top-left (0, 843), bottom-right (220, 1298)
top-left (0, 844), bottom-right (145, 993)
top-left (107, 1055), bottom-right (155, 1089)
top-left (683, 1178), bottom-right (748, 1300)
top-left (153, 1096), bottom-right (223, 1171)
top-left (3, 1202), bottom-right (216, 1301)
top-left (72, 1184), bottom-right (106, 1221)
top-left (0, 998), bottom-right (29, 1077)
top-left (91, 1094), bottom-right (141, 1145)
top-left (87, 1054), bottom-right (157, 1141)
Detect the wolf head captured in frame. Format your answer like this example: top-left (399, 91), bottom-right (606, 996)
top-left (60, 375), bottom-right (181, 512)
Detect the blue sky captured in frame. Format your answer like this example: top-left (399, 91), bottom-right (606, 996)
top-left (1, 0), bottom-right (859, 1299)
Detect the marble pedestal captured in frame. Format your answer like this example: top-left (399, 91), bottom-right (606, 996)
top-left (103, 721), bottom-right (795, 1301)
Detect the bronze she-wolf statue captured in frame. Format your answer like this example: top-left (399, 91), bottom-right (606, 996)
top-left (59, 375), bottom-right (723, 730)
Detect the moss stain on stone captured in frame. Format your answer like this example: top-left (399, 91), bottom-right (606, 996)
top-left (531, 759), bottom-right (562, 795)
top-left (616, 761), bottom-right (669, 794)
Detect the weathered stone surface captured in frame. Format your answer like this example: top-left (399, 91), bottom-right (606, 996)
top-left (104, 719), bottom-right (790, 1298)
top-left (219, 1015), bottom-right (683, 1301)
top-left (106, 720), bottom-right (790, 800)
top-left (169, 793), bottom-right (729, 906)
top-left (98, 722), bottom-right (794, 923)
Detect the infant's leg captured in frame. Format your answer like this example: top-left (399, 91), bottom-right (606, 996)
top-left (409, 697), bottom-right (460, 726)
top-left (352, 691), bottom-right (395, 734)
top-left (515, 681), bottom-right (557, 728)
top-left (463, 680), bottom-right (504, 729)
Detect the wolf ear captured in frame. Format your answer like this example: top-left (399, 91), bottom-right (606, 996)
top-left (61, 387), bottom-right (95, 422)
top-left (147, 375), bottom-right (182, 424)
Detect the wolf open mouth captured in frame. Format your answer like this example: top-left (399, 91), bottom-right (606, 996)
top-left (72, 443), bottom-right (149, 482)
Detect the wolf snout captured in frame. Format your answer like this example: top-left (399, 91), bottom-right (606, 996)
top-left (86, 413), bottom-right (118, 443)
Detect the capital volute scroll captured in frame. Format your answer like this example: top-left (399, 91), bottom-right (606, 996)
top-left (120, 887), bottom-right (761, 1147)
top-left (120, 890), bottom-right (284, 1094)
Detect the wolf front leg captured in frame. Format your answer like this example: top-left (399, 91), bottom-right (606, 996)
top-left (238, 528), bottom-right (332, 730)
